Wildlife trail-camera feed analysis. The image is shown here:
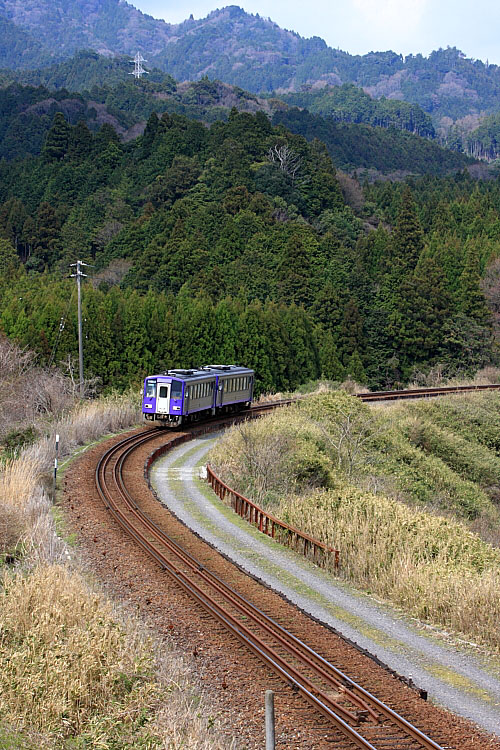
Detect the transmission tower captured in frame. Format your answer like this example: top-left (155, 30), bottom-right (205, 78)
top-left (130, 52), bottom-right (148, 79)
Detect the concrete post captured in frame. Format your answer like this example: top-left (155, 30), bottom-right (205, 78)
top-left (265, 690), bottom-right (275, 750)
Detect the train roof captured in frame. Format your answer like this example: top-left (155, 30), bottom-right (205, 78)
top-left (146, 369), bottom-right (212, 381)
top-left (145, 365), bottom-right (254, 381)
top-left (202, 365), bottom-right (254, 375)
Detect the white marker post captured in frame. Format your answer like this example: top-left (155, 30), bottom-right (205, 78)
top-left (53, 433), bottom-right (60, 501)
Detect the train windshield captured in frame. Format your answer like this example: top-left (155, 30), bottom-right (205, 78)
top-left (171, 380), bottom-right (182, 399)
top-left (145, 380), bottom-right (156, 398)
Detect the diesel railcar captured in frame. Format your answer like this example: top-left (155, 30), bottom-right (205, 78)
top-left (142, 365), bottom-right (254, 426)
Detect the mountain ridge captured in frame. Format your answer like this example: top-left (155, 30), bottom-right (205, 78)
top-left (2, 2), bottom-right (500, 144)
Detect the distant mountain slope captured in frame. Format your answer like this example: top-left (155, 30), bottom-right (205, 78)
top-left (2, 1), bottom-right (500, 135)
top-left (0, 73), bottom-right (474, 176)
top-left (0, 0), bottom-right (173, 59)
top-left (273, 108), bottom-right (473, 176)
top-left (278, 84), bottom-right (436, 138)
top-left (0, 14), bottom-right (56, 69)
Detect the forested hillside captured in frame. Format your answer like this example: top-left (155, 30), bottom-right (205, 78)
top-left (278, 84), bottom-right (436, 138)
top-left (272, 108), bottom-right (472, 175)
top-left (0, 71), bottom-right (474, 176)
top-left (0, 105), bottom-right (497, 393)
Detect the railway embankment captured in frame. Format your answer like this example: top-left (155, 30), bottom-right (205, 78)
top-left (209, 390), bottom-right (500, 652)
top-left (150, 429), bottom-right (500, 739)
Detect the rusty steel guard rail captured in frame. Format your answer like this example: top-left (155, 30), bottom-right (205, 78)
top-left (206, 464), bottom-right (340, 569)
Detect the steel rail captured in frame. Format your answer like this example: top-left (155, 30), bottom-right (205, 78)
top-left (357, 383), bottom-right (500, 402)
top-left (108, 432), bottom-right (372, 726)
top-left (96, 430), bottom-right (378, 748)
top-left (122, 433), bottom-right (445, 749)
top-left (116, 438), bottom-right (376, 725)
top-left (94, 425), bottom-right (445, 750)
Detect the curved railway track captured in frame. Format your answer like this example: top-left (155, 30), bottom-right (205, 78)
top-left (356, 382), bottom-right (500, 402)
top-left (95, 419), bottom-right (447, 750)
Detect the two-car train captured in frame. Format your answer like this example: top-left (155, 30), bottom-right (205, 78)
top-left (142, 364), bottom-right (254, 426)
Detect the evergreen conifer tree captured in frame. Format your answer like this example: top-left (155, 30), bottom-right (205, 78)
top-left (391, 186), bottom-right (424, 272)
top-left (43, 112), bottom-right (71, 161)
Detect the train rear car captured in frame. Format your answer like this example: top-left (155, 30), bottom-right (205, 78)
top-left (203, 365), bottom-right (254, 410)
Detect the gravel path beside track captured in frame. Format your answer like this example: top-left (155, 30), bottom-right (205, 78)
top-left (150, 433), bottom-right (500, 739)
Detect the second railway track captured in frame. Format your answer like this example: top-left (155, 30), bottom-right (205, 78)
top-left (95, 415), bottom-right (455, 750)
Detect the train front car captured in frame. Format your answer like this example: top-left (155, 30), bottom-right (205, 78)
top-left (142, 369), bottom-right (218, 427)
top-left (142, 372), bottom-right (185, 426)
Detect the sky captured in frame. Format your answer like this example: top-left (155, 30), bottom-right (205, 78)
top-left (133, 0), bottom-right (500, 65)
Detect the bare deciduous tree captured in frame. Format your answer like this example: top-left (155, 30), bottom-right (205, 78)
top-left (316, 406), bottom-right (383, 480)
top-left (236, 423), bottom-right (295, 504)
top-left (267, 143), bottom-right (302, 182)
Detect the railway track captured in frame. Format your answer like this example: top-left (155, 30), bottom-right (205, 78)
top-left (95, 417), bottom-right (449, 750)
top-left (356, 382), bottom-right (500, 401)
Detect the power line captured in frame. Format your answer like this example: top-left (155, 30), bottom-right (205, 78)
top-left (47, 286), bottom-right (76, 368)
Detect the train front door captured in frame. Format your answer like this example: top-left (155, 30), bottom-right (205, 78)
top-left (156, 383), bottom-right (171, 414)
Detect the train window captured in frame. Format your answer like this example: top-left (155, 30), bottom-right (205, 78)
top-left (146, 380), bottom-right (156, 398)
top-left (171, 380), bottom-right (182, 399)
top-left (159, 386), bottom-right (168, 398)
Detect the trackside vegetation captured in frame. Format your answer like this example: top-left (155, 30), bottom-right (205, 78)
top-left (209, 390), bottom-right (500, 650)
top-left (0, 343), bottom-right (232, 749)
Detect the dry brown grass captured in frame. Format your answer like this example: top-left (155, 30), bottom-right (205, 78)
top-left (0, 565), bottom-right (234, 749)
top-left (0, 390), bottom-right (235, 749)
top-left (0, 393), bottom-right (140, 566)
top-left (280, 487), bottom-right (500, 649)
